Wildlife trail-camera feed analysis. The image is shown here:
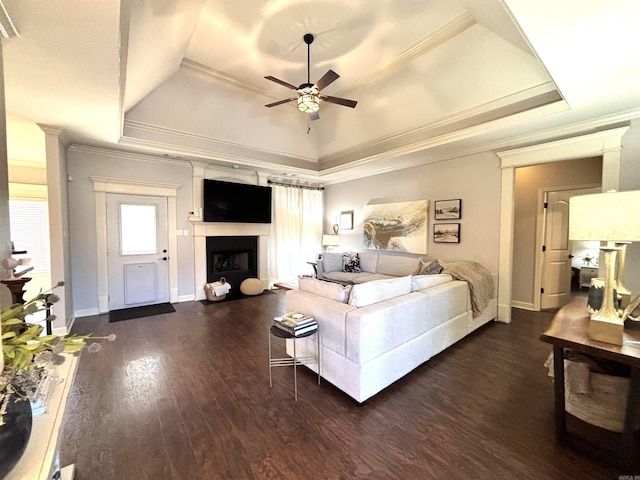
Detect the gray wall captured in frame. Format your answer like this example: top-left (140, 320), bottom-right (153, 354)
top-left (67, 148), bottom-right (194, 314)
top-left (323, 152), bottom-right (502, 273)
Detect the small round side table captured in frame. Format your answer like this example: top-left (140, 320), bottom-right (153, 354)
top-left (268, 324), bottom-right (320, 401)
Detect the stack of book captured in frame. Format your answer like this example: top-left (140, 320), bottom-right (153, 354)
top-left (273, 312), bottom-right (317, 336)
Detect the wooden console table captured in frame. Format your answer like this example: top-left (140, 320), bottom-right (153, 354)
top-left (540, 296), bottom-right (640, 470)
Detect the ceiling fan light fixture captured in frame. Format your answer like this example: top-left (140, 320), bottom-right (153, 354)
top-left (297, 85), bottom-right (320, 113)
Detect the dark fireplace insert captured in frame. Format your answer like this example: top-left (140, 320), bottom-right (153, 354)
top-left (206, 236), bottom-right (258, 296)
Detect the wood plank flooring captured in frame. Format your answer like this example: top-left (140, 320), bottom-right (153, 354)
top-left (60, 291), bottom-right (625, 479)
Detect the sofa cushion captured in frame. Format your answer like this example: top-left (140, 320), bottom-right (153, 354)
top-left (323, 271), bottom-right (371, 283)
top-left (376, 254), bottom-right (422, 276)
top-left (298, 277), bottom-right (352, 303)
top-left (348, 275), bottom-right (412, 307)
top-left (342, 252), bottom-right (361, 273)
top-left (352, 273), bottom-right (398, 284)
top-left (358, 252), bottom-right (379, 273)
top-left (411, 274), bottom-right (453, 292)
top-left (420, 259), bottom-right (444, 275)
top-left (322, 252), bottom-right (343, 273)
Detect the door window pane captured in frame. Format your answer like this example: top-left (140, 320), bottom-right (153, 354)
top-left (120, 204), bottom-right (157, 255)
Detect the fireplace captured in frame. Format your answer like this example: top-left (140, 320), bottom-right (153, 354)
top-left (206, 236), bottom-right (258, 294)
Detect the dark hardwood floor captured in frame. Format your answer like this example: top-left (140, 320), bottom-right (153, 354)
top-left (60, 291), bottom-right (624, 479)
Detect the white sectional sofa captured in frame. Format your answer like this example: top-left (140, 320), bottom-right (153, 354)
top-left (285, 260), bottom-right (498, 403)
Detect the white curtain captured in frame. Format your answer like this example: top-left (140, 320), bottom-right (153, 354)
top-left (268, 184), bottom-right (323, 284)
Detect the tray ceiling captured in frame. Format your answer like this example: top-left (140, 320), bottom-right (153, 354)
top-left (3, 0), bottom-right (640, 183)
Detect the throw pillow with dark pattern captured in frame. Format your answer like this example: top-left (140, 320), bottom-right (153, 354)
top-left (421, 259), bottom-right (443, 275)
top-left (342, 252), bottom-right (361, 273)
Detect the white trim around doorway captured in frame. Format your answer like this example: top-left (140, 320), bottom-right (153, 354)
top-left (496, 126), bottom-right (629, 323)
top-left (90, 176), bottom-right (180, 313)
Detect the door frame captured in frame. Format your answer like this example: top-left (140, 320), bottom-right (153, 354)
top-left (497, 126), bottom-right (628, 324)
top-left (91, 176), bottom-right (180, 313)
top-left (533, 184), bottom-right (600, 311)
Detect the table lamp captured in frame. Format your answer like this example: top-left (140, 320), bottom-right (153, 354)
top-left (569, 190), bottom-right (640, 345)
top-left (322, 234), bottom-right (339, 252)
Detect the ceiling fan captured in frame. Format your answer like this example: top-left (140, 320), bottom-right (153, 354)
top-left (264, 33), bottom-right (357, 121)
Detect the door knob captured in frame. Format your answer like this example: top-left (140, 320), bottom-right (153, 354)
top-left (158, 256), bottom-right (168, 261)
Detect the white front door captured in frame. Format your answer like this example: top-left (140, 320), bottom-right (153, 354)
top-left (106, 194), bottom-right (170, 310)
top-left (540, 191), bottom-right (572, 310)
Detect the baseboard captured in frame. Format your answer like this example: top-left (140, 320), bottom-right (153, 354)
top-left (178, 294), bottom-right (195, 302)
top-left (74, 307), bottom-right (100, 318)
top-left (511, 300), bottom-right (535, 311)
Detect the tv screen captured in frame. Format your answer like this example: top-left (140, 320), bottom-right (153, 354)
top-left (203, 179), bottom-right (272, 223)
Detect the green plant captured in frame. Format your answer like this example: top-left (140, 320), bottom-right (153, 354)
top-left (0, 282), bottom-right (115, 425)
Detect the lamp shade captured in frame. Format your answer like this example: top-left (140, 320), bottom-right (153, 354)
top-left (569, 190), bottom-right (640, 241)
top-left (322, 234), bottom-right (340, 246)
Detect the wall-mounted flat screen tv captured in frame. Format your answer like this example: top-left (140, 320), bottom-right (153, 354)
top-left (203, 179), bottom-right (272, 223)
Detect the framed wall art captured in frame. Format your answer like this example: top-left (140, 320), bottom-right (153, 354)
top-left (340, 210), bottom-right (354, 230)
top-left (433, 223), bottom-right (460, 243)
top-left (363, 200), bottom-right (428, 254)
top-left (434, 199), bottom-right (461, 220)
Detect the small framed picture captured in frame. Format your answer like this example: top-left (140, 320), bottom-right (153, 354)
top-left (434, 199), bottom-right (462, 220)
top-left (434, 223), bottom-right (460, 243)
top-left (340, 210), bottom-right (354, 230)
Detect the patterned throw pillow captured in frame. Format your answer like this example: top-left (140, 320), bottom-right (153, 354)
top-left (342, 252), bottom-right (361, 273)
top-left (420, 259), bottom-right (443, 275)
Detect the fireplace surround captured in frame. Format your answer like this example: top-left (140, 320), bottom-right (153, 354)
top-left (206, 236), bottom-right (258, 291)
top-left (192, 222), bottom-right (270, 301)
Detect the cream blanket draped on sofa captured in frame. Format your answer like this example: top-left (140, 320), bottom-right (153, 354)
top-left (440, 260), bottom-right (495, 317)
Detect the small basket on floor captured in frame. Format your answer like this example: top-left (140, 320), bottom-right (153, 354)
top-left (204, 278), bottom-right (230, 302)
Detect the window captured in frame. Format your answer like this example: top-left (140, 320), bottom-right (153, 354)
top-left (119, 203), bottom-right (158, 255)
top-left (9, 199), bottom-right (50, 273)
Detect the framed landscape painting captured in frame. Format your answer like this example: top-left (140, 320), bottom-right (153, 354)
top-left (363, 200), bottom-right (428, 254)
top-left (433, 223), bottom-right (460, 243)
top-left (340, 210), bottom-right (354, 230)
top-left (434, 199), bottom-right (461, 220)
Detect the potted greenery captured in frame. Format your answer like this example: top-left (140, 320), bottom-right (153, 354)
top-left (0, 281), bottom-right (115, 425)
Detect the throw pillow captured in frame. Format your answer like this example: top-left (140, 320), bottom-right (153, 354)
top-left (420, 259), bottom-right (443, 275)
top-left (342, 252), bottom-right (361, 273)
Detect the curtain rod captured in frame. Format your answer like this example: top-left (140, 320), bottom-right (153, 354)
top-left (267, 179), bottom-right (324, 191)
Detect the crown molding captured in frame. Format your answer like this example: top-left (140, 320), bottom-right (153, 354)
top-left (121, 120), bottom-right (319, 168)
top-left (0, 1), bottom-right (18, 39)
top-left (319, 82), bottom-right (562, 168)
top-left (318, 109), bottom-right (640, 185)
top-left (68, 144), bottom-right (190, 168)
top-left (338, 12), bottom-right (476, 96)
top-left (181, 58), bottom-right (277, 100)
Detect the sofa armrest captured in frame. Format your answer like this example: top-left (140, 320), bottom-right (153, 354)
top-left (286, 289), bottom-right (356, 357)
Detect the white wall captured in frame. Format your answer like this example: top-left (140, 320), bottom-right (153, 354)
top-left (323, 151), bottom-right (502, 273)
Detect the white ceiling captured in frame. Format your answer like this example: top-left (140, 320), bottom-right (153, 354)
top-left (3, 0), bottom-right (640, 183)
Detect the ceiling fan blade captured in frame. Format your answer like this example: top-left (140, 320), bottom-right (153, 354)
top-left (315, 70), bottom-right (340, 91)
top-left (319, 94), bottom-right (357, 108)
top-left (265, 97), bottom-right (298, 108)
top-left (309, 111), bottom-right (320, 121)
top-left (264, 76), bottom-right (298, 90)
